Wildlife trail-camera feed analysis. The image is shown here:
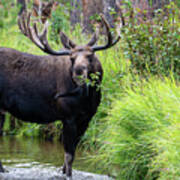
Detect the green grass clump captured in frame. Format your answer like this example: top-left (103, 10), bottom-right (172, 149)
top-left (121, 2), bottom-right (180, 78)
top-left (88, 77), bottom-right (180, 179)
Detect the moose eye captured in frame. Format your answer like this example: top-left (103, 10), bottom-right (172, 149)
top-left (70, 57), bottom-right (75, 63)
top-left (87, 55), bottom-right (93, 62)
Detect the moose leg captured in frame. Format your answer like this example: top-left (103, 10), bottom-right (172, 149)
top-left (0, 111), bottom-right (5, 136)
top-left (62, 119), bottom-right (77, 178)
top-left (62, 116), bottom-right (91, 176)
top-left (0, 161), bottom-right (4, 173)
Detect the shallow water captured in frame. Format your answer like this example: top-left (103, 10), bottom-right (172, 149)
top-left (0, 136), bottom-right (92, 173)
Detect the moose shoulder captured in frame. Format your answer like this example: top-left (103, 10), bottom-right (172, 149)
top-left (0, 12), bottom-right (120, 179)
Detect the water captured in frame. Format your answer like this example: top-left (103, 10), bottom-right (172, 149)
top-left (0, 136), bottom-right (91, 172)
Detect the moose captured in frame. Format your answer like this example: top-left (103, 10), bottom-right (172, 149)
top-left (0, 11), bottom-right (120, 179)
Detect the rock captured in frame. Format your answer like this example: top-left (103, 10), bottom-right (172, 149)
top-left (0, 166), bottom-right (113, 180)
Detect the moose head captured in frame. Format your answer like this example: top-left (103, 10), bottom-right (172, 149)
top-left (18, 12), bottom-right (120, 90)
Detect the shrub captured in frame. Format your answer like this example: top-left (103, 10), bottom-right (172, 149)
top-left (121, 2), bottom-right (180, 78)
top-left (50, 4), bottom-right (70, 44)
top-left (89, 77), bottom-right (180, 179)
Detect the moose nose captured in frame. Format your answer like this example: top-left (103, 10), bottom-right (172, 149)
top-left (75, 67), bottom-right (84, 76)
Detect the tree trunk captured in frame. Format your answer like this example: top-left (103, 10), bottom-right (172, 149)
top-left (17, 0), bottom-right (26, 15)
top-left (103, 0), bottom-right (116, 28)
top-left (70, 0), bottom-right (82, 26)
top-left (116, 0), bottom-right (171, 23)
top-left (82, 0), bottom-right (104, 33)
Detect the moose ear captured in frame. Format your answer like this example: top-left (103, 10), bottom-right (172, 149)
top-left (60, 32), bottom-right (76, 49)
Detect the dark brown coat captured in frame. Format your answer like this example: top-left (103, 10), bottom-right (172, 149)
top-left (0, 46), bottom-right (102, 177)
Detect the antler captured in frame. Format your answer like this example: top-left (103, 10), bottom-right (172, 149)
top-left (92, 14), bottom-right (121, 52)
top-left (87, 28), bottom-right (99, 46)
top-left (18, 12), bottom-right (71, 56)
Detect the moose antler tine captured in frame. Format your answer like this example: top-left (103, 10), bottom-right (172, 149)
top-left (111, 36), bottom-right (121, 46)
top-left (30, 14), bottom-right (50, 50)
top-left (40, 21), bottom-right (49, 42)
top-left (27, 12), bottom-right (31, 28)
top-left (18, 10), bottom-right (71, 56)
top-left (112, 23), bottom-right (121, 46)
top-left (60, 31), bottom-right (71, 49)
top-left (33, 22), bottom-right (39, 37)
top-left (22, 12), bottom-right (43, 49)
top-left (37, 23), bottom-right (72, 55)
top-left (18, 17), bottom-right (23, 34)
top-left (100, 14), bottom-right (113, 45)
top-left (18, 12), bottom-right (26, 36)
top-left (92, 14), bottom-right (120, 52)
top-left (87, 20), bottom-right (100, 47)
top-left (26, 13), bottom-right (33, 37)
top-left (87, 30), bottom-right (99, 46)
top-left (60, 31), bottom-right (76, 49)
top-left (29, 27), bottom-right (43, 49)
top-left (22, 12), bottom-right (29, 36)
top-left (40, 26), bottom-right (50, 48)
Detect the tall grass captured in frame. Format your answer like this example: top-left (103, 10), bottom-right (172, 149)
top-left (85, 77), bottom-right (180, 179)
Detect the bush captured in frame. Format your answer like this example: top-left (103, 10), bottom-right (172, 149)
top-left (121, 2), bottom-right (180, 78)
top-left (88, 77), bottom-right (180, 179)
top-left (50, 4), bottom-right (70, 44)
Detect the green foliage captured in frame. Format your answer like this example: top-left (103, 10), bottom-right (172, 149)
top-left (50, 5), bottom-right (70, 44)
top-left (0, 0), bottom-right (19, 29)
top-left (121, 2), bottom-right (180, 78)
top-left (15, 121), bottom-right (63, 140)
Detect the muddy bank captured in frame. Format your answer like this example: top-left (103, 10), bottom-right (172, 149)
top-left (0, 166), bottom-right (112, 180)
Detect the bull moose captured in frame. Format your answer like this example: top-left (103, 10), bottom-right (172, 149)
top-left (0, 12), bottom-right (120, 179)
